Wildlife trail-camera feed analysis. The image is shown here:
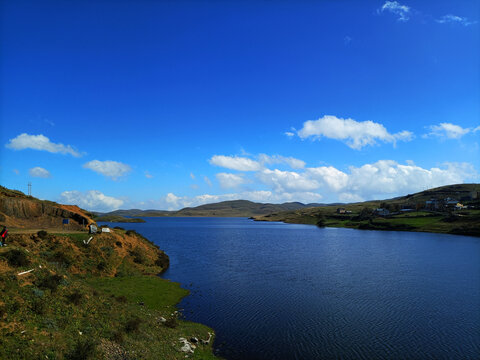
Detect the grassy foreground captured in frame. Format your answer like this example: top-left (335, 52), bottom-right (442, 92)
top-left (0, 229), bottom-right (218, 360)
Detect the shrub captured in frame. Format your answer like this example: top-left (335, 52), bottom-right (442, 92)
top-left (115, 241), bottom-right (123, 247)
top-left (97, 261), bottom-right (107, 271)
top-left (66, 338), bottom-right (97, 360)
top-left (164, 316), bottom-right (178, 328)
top-left (36, 274), bottom-right (63, 292)
top-left (31, 299), bottom-right (46, 315)
top-left (67, 290), bottom-right (83, 305)
top-left (316, 214), bottom-right (326, 227)
top-left (154, 253), bottom-right (169, 269)
top-left (113, 226), bottom-right (124, 230)
top-left (111, 330), bottom-right (124, 344)
top-left (47, 251), bottom-right (73, 268)
top-left (0, 249), bottom-right (31, 267)
top-left (116, 295), bottom-right (128, 303)
top-left (130, 248), bottom-right (146, 265)
top-left (125, 317), bottom-right (142, 333)
top-left (37, 230), bottom-right (48, 239)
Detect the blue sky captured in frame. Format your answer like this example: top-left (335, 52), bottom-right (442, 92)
top-left (1, 0), bottom-right (479, 211)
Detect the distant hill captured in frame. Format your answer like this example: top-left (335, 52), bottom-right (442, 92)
top-left (98, 200), bottom-right (331, 218)
top-left (253, 183), bottom-right (480, 237)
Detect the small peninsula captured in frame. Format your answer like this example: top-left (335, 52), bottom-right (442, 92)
top-left (0, 186), bottom-right (218, 359)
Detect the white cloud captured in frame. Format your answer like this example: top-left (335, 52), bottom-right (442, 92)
top-left (204, 176), bottom-right (212, 186)
top-left (5, 133), bottom-right (81, 157)
top-left (83, 160), bottom-right (131, 180)
top-left (346, 160), bottom-right (475, 199)
top-left (257, 169), bottom-right (320, 193)
top-left (145, 171), bottom-right (153, 179)
top-left (29, 167), bottom-right (51, 178)
top-left (258, 154), bottom-right (306, 169)
top-left (216, 173), bottom-right (247, 189)
top-left (379, 1), bottom-right (410, 22)
top-left (209, 155), bottom-right (262, 171)
top-left (424, 123), bottom-right (473, 139)
top-left (285, 132), bottom-right (295, 137)
top-left (60, 190), bottom-right (124, 212)
top-left (306, 166), bottom-right (349, 192)
top-left (190, 172), bottom-right (195, 179)
top-left (13, 169), bottom-right (20, 175)
top-left (436, 14), bottom-right (476, 26)
top-left (474, 126), bottom-right (480, 132)
top-left (297, 115), bottom-right (413, 149)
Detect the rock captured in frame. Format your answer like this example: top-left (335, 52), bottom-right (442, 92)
top-left (190, 337), bottom-right (198, 343)
top-left (179, 338), bottom-right (195, 354)
top-left (158, 317), bottom-right (166, 323)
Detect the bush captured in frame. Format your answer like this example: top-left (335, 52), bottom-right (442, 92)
top-left (111, 330), bottom-right (124, 344)
top-left (66, 338), bottom-right (97, 360)
top-left (125, 317), bottom-right (142, 333)
top-left (31, 299), bottom-right (46, 315)
top-left (47, 251), bottom-right (73, 268)
top-left (0, 249), bottom-right (31, 267)
top-left (97, 261), bottom-right (107, 271)
top-left (130, 248), bottom-right (147, 265)
top-left (164, 316), bottom-right (178, 328)
top-left (316, 214), bottom-right (326, 227)
top-left (116, 295), bottom-right (128, 303)
top-left (67, 290), bottom-right (83, 305)
top-left (36, 274), bottom-right (63, 292)
top-left (115, 241), bottom-right (123, 248)
top-left (154, 252), bottom-right (169, 268)
top-left (37, 230), bottom-right (48, 239)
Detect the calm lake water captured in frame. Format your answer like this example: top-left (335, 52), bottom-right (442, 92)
top-left (101, 217), bottom-right (480, 359)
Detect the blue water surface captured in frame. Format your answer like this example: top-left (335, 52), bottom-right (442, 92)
top-left (100, 217), bottom-right (480, 360)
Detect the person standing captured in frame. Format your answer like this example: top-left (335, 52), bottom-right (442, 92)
top-left (0, 226), bottom-right (7, 247)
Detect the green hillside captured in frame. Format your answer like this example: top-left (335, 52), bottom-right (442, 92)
top-left (253, 184), bottom-right (480, 237)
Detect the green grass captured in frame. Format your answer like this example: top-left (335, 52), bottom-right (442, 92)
top-left (0, 232), bottom-right (219, 359)
top-left (87, 276), bottom-right (189, 312)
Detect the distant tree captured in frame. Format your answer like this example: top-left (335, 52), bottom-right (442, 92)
top-left (358, 207), bottom-right (373, 220)
top-left (316, 213), bottom-right (326, 227)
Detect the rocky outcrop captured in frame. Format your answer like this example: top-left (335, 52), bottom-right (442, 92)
top-left (0, 186), bottom-right (94, 229)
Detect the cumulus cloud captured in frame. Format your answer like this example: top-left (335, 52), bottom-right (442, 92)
top-left (424, 123), bottom-right (474, 139)
top-left (60, 190), bottom-right (124, 212)
top-left (285, 132), bottom-right (295, 137)
top-left (379, 1), bottom-right (410, 22)
top-left (436, 14), bottom-right (476, 26)
top-left (29, 167), bottom-right (51, 178)
top-left (5, 133), bottom-right (81, 157)
top-left (306, 166), bottom-right (348, 192)
top-left (83, 160), bottom-right (131, 180)
top-left (297, 115), bottom-right (413, 149)
top-left (216, 173), bottom-right (247, 189)
top-left (258, 154), bottom-right (306, 169)
top-left (346, 160), bottom-right (475, 200)
top-left (257, 169), bottom-right (319, 193)
top-left (209, 155), bottom-right (262, 171)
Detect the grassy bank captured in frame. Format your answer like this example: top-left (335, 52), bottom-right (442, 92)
top-left (0, 230), bottom-right (218, 359)
top-left (255, 208), bottom-right (480, 237)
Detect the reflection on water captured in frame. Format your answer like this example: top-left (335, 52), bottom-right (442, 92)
top-left (100, 218), bottom-right (480, 360)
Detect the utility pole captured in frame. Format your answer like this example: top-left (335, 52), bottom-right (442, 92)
top-left (28, 182), bottom-right (32, 196)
